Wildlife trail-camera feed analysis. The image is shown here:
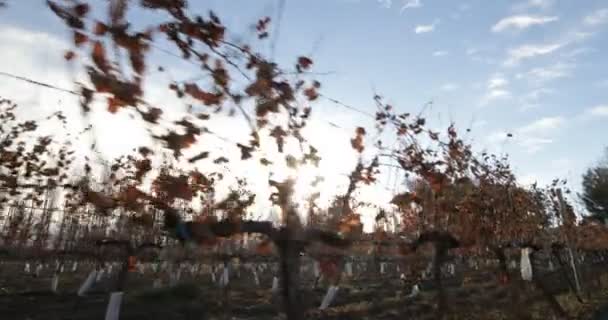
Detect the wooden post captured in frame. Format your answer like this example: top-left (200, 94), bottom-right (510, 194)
top-left (556, 189), bottom-right (583, 297)
top-left (433, 242), bottom-right (448, 319)
top-left (277, 236), bottom-right (304, 320)
top-left (529, 249), bottom-right (569, 319)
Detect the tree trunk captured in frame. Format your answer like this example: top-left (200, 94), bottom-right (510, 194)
top-left (278, 240), bottom-right (304, 320)
top-left (493, 246), bottom-right (509, 283)
top-left (433, 242), bottom-right (447, 319)
top-left (529, 250), bottom-right (569, 319)
top-left (552, 248), bottom-right (584, 303)
top-left (115, 245), bottom-right (134, 292)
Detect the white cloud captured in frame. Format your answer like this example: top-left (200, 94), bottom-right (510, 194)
top-left (0, 26), bottom-right (66, 49)
top-left (0, 26), bottom-right (75, 115)
top-left (472, 119), bottom-right (487, 129)
top-left (584, 8), bottom-right (608, 26)
top-left (518, 62), bottom-right (574, 83)
top-left (479, 74), bottom-right (511, 106)
top-left (487, 89), bottom-right (511, 99)
top-left (415, 24), bottom-right (434, 34)
top-left (518, 88), bottom-right (554, 111)
top-left (0, 24), bottom-right (409, 230)
top-left (561, 47), bottom-right (594, 58)
top-left (586, 105), bottom-right (608, 117)
top-left (527, 66), bottom-right (570, 81)
top-left (466, 48), bottom-right (478, 56)
top-left (488, 73), bottom-right (508, 89)
top-left (519, 173), bottom-right (541, 186)
top-left (504, 42), bottom-right (564, 66)
top-left (572, 31), bottom-right (593, 42)
top-left (415, 20), bottom-right (439, 34)
top-left (451, 3), bottom-right (470, 20)
top-left (480, 89), bottom-right (511, 106)
top-left (519, 116), bottom-right (564, 134)
top-left (486, 116), bottom-right (564, 153)
top-left (512, 0), bottom-right (554, 11)
top-left (518, 137), bottom-right (554, 153)
top-left (485, 131), bottom-right (509, 145)
top-left (528, 0), bottom-right (554, 9)
top-left (0, 26), bottom-right (143, 161)
top-left (526, 87), bottom-right (554, 100)
top-left (504, 31), bottom-right (591, 66)
top-left (492, 15), bottom-right (558, 33)
top-left (400, 0), bottom-right (421, 13)
top-left (440, 83), bottom-right (459, 91)
top-left (377, 0), bottom-right (393, 9)
top-left (432, 50), bottom-right (448, 57)
top-left (519, 103), bottom-right (540, 111)
top-left (550, 157), bottom-right (572, 170)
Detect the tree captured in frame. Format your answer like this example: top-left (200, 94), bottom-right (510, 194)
top-left (581, 148), bottom-right (608, 223)
top-left (0, 1), bottom-right (585, 318)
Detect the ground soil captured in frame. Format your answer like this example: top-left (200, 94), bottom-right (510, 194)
top-left (2, 260), bottom-right (608, 320)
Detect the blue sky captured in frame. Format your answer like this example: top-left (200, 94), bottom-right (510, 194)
top-left (0, 0), bottom-right (607, 222)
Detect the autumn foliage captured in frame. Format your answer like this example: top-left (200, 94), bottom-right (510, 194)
top-left (0, 1), bottom-right (608, 320)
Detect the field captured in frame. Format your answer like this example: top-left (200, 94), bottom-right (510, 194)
top-left (3, 253), bottom-right (608, 320)
top-left (1, 1), bottom-right (608, 320)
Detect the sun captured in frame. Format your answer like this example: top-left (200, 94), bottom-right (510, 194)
top-left (292, 164), bottom-right (321, 194)
top-left (286, 163), bottom-right (342, 206)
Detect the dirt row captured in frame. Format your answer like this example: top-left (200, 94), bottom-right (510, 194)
top-left (2, 259), bottom-right (608, 319)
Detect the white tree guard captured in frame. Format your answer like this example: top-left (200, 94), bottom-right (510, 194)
top-left (219, 266), bottom-right (230, 287)
top-left (313, 261), bottom-right (320, 278)
top-left (252, 268), bottom-right (260, 286)
top-left (137, 263), bottom-right (145, 274)
top-left (96, 269), bottom-right (105, 282)
top-left (271, 276), bottom-right (279, 293)
top-left (345, 262), bottom-right (353, 276)
top-left (24, 263), bottom-right (30, 273)
top-left (104, 292), bottom-right (123, 320)
top-left (406, 284), bottom-right (420, 298)
top-left (380, 262), bottom-right (386, 274)
top-left (78, 270), bottom-right (98, 296)
top-left (520, 248), bottom-right (533, 281)
top-left (51, 274), bottom-right (59, 293)
top-left (319, 286), bottom-right (339, 310)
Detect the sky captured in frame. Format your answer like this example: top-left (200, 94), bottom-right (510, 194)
top-left (0, 0), bottom-right (607, 227)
